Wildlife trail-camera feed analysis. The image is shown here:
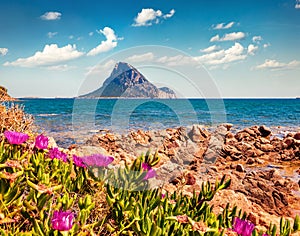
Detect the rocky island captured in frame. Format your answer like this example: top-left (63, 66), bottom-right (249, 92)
top-left (0, 86), bottom-right (15, 101)
top-left (82, 62), bottom-right (177, 98)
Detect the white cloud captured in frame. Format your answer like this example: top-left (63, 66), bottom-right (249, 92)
top-left (213, 21), bottom-right (235, 30)
top-left (47, 64), bottom-right (75, 71)
top-left (69, 35), bottom-right (74, 39)
top-left (89, 32), bottom-right (94, 36)
top-left (210, 35), bottom-right (220, 42)
top-left (200, 45), bottom-right (220, 53)
top-left (132, 8), bottom-right (175, 27)
top-left (210, 32), bottom-right (246, 42)
top-left (222, 32), bottom-right (246, 41)
top-left (163, 9), bottom-right (175, 19)
top-left (0, 48), bottom-right (8, 56)
top-left (86, 59), bottom-right (116, 77)
top-left (157, 55), bottom-right (197, 66)
top-left (156, 43), bottom-right (249, 68)
top-left (3, 44), bottom-right (84, 67)
top-left (40, 12), bottom-right (61, 21)
top-left (47, 32), bottom-right (58, 38)
top-left (196, 42), bottom-right (247, 66)
top-left (263, 43), bottom-right (271, 48)
top-left (296, 0), bottom-right (300, 9)
top-left (255, 59), bottom-right (300, 70)
top-left (87, 27), bottom-right (120, 56)
top-left (252, 36), bottom-right (262, 43)
top-left (247, 44), bottom-right (258, 55)
top-left (126, 52), bottom-right (155, 63)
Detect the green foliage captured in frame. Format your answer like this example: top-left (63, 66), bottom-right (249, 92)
top-left (104, 153), bottom-right (234, 235)
top-left (0, 136), bottom-right (299, 236)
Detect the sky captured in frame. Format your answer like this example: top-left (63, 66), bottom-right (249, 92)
top-left (0, 0), bottom-right (300, 98)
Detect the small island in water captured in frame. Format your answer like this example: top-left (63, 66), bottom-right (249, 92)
top-left (81, 62), bottom-right (177, 99)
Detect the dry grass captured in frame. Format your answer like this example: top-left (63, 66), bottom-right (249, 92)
top-left (0, 102), bottom-right (34, 133)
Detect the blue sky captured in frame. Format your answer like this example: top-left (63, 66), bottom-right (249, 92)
top-left (0, 0), bottom-right (300, 98)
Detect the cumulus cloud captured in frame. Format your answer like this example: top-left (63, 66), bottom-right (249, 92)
top-left (126, 52), bottom-right (155, 63)
top-left (263, 43), bottom-right (271, 48)
top-left (247, 44), bottom-right (258, 55)
top-left (200, 45), bottom-right (220, 53)
top-left (157, 43), bottom-right (249, 68)
top-left (47, 32), bottom-right (58, 38)
top-left (87, 27), bottom-right (120, 56)
top-left (196, 42), bottom-right (247, 66)
top-left (255, 59), bottom-right (300, 70)
top-left (296, 0), bottom-right (300, 8)
top-left (0, 48), bottom-right (8, 56)
top-left (132, 8), bottom-right (175, 27)
top-left (212, 21), bottom-right (235, 30)
top-left (252, 36), bottom-right (262, 43)
top-left (3, 44), bottom-right (84, 67)
top-left (210, 32), bottom-right (246, 42)
top-left (40, 12), bottom-right (61, 20)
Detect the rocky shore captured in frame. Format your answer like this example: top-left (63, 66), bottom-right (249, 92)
top-left (0, 86), bottom-right (16, 101)
top-left (66, 124), bottom-right (300, 231)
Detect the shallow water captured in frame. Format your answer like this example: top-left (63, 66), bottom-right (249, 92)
top-left (16, 98), bottom-right (300, 147)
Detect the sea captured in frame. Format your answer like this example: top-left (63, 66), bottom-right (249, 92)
top-left (16, 98), bottom-right (300, 147)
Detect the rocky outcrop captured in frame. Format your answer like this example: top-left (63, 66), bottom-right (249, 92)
top-left (220, 125), bottom-right (300, 162)
top-left (76, 124), bottom-right (300, 226)
top-left (0, 86), bottom-right (15, 101)
top-left (82, 62), bottom-right (176, 98)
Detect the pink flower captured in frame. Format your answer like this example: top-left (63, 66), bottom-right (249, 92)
top-left (51, 210), bottom-right (74, 231)
top-left (4, 130), bottom-right (29, 145)
top-left (142, 162), bottom-right (151, 171)
top-left (72, 155), bottom-right (86, 168)
top-left (232, 217), bottom-right (255, 236)
top-left (142, 162), bottom-right (157, 180)
top-left (81, 154), bottom-right (114, 167)
top-left (35, 134), bottom-right (49, 150)
top-left (48, 147), bottom-right (67, 162)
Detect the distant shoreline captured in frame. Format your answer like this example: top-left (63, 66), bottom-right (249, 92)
top-left (17, 97), bottom-right (300, 100)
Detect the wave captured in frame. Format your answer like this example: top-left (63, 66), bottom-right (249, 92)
top-left (37, 113), bottom-right (59, 117)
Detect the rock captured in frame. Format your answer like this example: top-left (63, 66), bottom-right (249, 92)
top-left (48, 137), bottom-right (57, 148)
top-left (246, 158), bottom-right (255, 164)
top-left (185, 172), bottom-right (196, 185)
top-left (82, 62), bottom-right (176, 98)
top-left (235, 131), bottom-right (250, 141)
top-left (221, 144), bottom-right (242, 160)
top-left (248, 212), bottom-right (259, 225)
top-left (69, 145), bottom-right (109, 157)
top-left (244, 128), bottom-right (257, 137)
top-left (258, 125), bottom-right (272, 137)
top-left (294, 132), bottom-right (300, 140)
top-left (236, 164), bottom-right (245, 172)
top-left (223, 123), bottom-right (233, 131)
top-left (259, 137), bottom-right (270, 144)
top-left (188, 125), bottom-right (209, 143)
top-left (283, 137), bottom-right (294, 148)
top-left (260, 144), bottom-right (274, 152)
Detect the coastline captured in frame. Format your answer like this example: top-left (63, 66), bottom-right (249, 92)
top-left (65, 123), bottom-right (300, 227)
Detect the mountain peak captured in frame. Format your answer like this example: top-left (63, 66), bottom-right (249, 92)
top-left (110, 62), bottom-right (135, 78)
top-left (82, 62), bottom-right (176, 98)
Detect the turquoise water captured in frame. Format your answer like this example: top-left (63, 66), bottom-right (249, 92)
top-left (17, 98), bottom-right (300, 146)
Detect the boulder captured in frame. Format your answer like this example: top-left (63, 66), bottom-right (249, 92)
top-left (258, 125), bottom-right (272, 137)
